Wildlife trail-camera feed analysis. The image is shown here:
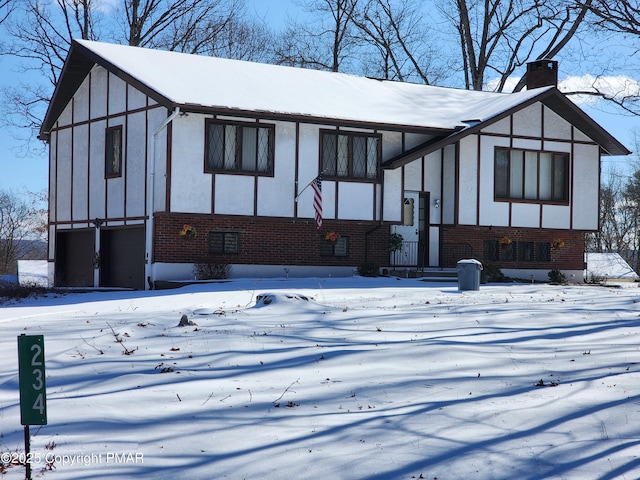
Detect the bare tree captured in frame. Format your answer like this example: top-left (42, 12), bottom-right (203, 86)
top-left (0, 0), bottom-right (16, 24)
top-left (560, 1), bottom-right (640, 115)
top-left (0, 190), bottom-right (47, 275)
top-left (274, 0), bottom-right (360, 72)
top-left (441, 0), bottom-right (592, 91)
top-left (0, 0), bottom-right (249, 149)
top-left (194, 15), bottom-right (276, 62)
top-left (349, 0), bottom-right (444, 83)
top-left (117, 0), bottom-right (243, 51)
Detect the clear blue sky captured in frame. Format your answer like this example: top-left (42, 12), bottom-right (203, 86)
top-left (0, 0), bottom-right (636, 195)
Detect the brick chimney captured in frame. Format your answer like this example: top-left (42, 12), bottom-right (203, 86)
top-left (526, 60), bottom-right (558, 89)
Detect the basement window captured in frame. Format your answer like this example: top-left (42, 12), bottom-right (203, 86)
top-left (208, 232), bottom-right (239, 254)
top-left (320, 236), bottom-right (348, 257)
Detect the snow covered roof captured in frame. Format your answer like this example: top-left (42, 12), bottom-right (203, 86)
top-left (40, 40), bottom-right (630, 157)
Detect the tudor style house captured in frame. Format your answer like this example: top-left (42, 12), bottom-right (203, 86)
top-left (40, 40), bottom-right (629, 289)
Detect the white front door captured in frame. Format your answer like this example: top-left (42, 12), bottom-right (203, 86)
top-left (391, 192), bottom-right (424, 266)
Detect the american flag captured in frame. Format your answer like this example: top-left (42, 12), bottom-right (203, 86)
top-left (311, 174), bottom-right (322, 229)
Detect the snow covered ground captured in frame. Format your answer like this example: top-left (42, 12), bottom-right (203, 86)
top-left (1, 277), bottom-right (639, 479)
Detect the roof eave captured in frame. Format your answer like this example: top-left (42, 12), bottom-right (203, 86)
top-left (40, 40), bottom-right (175, 139)
top-left (383, 88), bottom-right (630, 169)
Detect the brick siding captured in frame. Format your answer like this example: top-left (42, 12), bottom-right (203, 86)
top-left (153, 213), bottom-right (390, 267)
top-left (441, 225), bottom-right (585, 270)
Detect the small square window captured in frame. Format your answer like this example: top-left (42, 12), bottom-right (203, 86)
top-left (501, 241), bottom-right (516, 261)
top-left (536, 242), bottom-right (551, 262)
top-left (320, 236), bottom-right (348, 257)
top-left (208, 232), bottom-right (239, 254)
top-left (483, 240), bottom-right (499, 261)
top-left (519, 242), bottom-right (534, 261)
top-left (105, 126), bottom-right (122, 178)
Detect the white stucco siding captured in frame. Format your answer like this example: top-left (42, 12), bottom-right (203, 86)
top-left (382, 131), bottom-right (403, 160)
top-left (478, 136), bottom-right (510, 226)
top-left (423, 151), bottom-right (442, 224)
top-left (512, 104), bottom-right (542, 138)
top-left (441, 145), bottom-right (456, 224)
top-left (49, 134), bottom-right (58, 222)
top-left (214, 175), bottom-right (255, 215)
top-left (404, 159), bottom-right (422, 191)
top-left (73, 79), bottom-right (90, 124)
top-left (72, 124), bottom-right (89, 221)
top-left (429, 226), bottom-right (440, 265)
top-left (382, 169), bottom-right (402, 222)
top-left (458, 135), bottom-right (478, 225)
top-left (338, 182), bottom-right (374, 220)
top-left (511, 203), bottom-right (540, 228)
top-left (128, 84), bottom-right (147, 111)
top-left (88, 120), bottom-right (106, 220)
top-left (404, 132), bottom-right (435, 151)
top-left (90, 66), bottom-right (108, 119)
top-left (258, 122), bottom-right (296, 217)
top-left (106, 176), bottom-right (125, 219)
top-left (57, 102), bottom-right (73, 129)
top-left (481, 117), bottom-right (510, 135)
top-left (170, 115), bottom-right (211, 213)
top-left (125, 111), bottom-right (147, 217)
top-left (148, 108), bottom-right (169, 213)
top-left (574, 127), bottom-right (592, 143)
top-left (56, 129), bottom-right (72, 222)
top-left (544, 106), bottom-right (572, 140)
top-left (107, 72), bottom-right (127, 115)
top-left (542, 204), bottom-right (571, 229)
top-left (572, 143), bottom-right (600, 229)
top-left (297, 124), bottom-right (321, 191)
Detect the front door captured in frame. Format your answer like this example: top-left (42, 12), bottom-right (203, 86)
top-left (391, 192), bottom-right (429, 267)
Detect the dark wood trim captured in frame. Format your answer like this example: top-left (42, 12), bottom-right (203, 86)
top-left (476, 134), bottom-right (481, 225)
top-left (165, 120), bottom-right (172, 213)
top-left (70, 97), bottom-right (75, 223)
top-left (294, 121), bottom-right (300, 218)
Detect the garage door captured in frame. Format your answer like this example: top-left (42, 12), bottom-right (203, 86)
top-left (100, 227), bottom-right (145, 290)
top-left (55, 230), bottom-right (94, 287)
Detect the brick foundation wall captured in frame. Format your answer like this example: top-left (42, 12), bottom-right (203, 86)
top-left (441, 225), bottom-right (586, 270)
top-left (153, 213), bottom-right (391, 267)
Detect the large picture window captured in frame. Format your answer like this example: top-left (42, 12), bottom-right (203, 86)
top-left (321, 130), bottom-right (380, 180)
top-left (495, 148), bottom-right (569, 203)
top-left (205, 120), bottom-right (274, 174)
top-left (105, 126), bottom-right (122, 178)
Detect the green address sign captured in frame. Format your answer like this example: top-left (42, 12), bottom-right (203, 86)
top-left (18, 335), bottom-right (47, 426)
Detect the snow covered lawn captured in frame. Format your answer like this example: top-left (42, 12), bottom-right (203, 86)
top-left (1, 277), bottom-right (639, 479)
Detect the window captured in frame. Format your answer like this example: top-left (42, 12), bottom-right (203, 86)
top-left (536, 242), bottom-right (551, 262)
top-left (208, 232), bottom-right (239, 254)
top-left (483, 240), bottom-right (499, 261)
top-left (105, 126), bottom-right (122, 178)
top-left (321, 130), bottom-right (380, 180)
top-left (205, 120), bottom-right (274, 174)
top-left (495, 148), bottom-right (568, 202)
top-left (519, 242), bottom-right (534, 261)
top-left (320, 236), bottom-right (348, 257)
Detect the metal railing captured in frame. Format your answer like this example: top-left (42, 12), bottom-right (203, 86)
top-left (391, 241), bottom-right (420, 266)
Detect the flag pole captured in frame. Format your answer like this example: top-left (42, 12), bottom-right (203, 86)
top-left (295, 171), bottom-right (324, 202)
